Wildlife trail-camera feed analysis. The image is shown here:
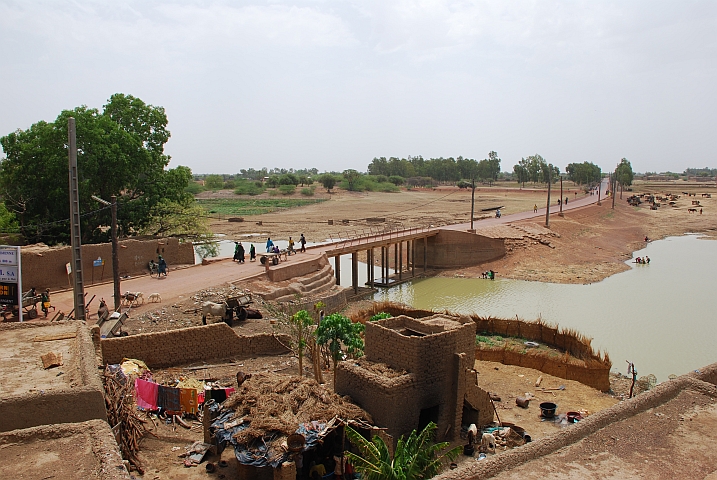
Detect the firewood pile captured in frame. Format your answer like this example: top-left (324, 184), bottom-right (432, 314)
top-left (102, 368), bottom-right (152, 474)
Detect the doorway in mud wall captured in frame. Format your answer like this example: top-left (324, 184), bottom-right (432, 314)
top-left (418, 405), bottom-right (439, 432)
top-left (462, 400), bottom-right (480, 427)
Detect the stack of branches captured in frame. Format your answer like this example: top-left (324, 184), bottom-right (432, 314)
top-left (223, 372), bottom-right (372, 446)
top-left (102, 368), bottom-right (152, 474)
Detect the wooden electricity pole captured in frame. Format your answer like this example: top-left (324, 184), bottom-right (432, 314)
top-left (68, 118), bottom-right (85, 320)
top-left (559, 175), bottom-right (563, 215)
top-left (470, 178), bottom-right (475, 231)
top-left (544, 165), bottom-right (552, 228)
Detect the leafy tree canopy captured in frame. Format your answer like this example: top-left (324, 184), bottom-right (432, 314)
top-left (566, 161), bottom-right (602, 186)
top-left (0, 94), bottom-right (192, 245)
top-left (315, 313), bottom-right (364, 378)
top-left (615, 158), bottom-right (634, 187)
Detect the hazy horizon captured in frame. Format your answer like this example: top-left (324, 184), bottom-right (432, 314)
top-left (2, 1), bottom-right (715, 175)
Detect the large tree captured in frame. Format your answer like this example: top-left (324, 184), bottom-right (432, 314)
top-left (566, 161), bottom-right (602, 186)
top-left (0, 94), bottom-right (192, 244)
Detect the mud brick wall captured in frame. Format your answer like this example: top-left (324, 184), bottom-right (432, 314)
top-left (425, 230), bottom-right (505, 268)
top-left (0, 322), bottom-right (107, 432)
top-left (22, 237), bottom-right (195, 291)
top-left (348, 315), bottom-right (477, 441)
top-left (101, 323), bottom-right (290, 367)
top-left (335, 364), bottom-right (420, 440)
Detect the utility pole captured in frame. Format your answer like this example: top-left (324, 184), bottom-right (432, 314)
top-left (544, 165), bottom-right (552, 228)
top-left (559, 175), bottom-right (563, 216)
top-left (612, 172), bottom-right (616, 210)
top-left (111, 196), bottom-right (120, 310)
top-left (68, 118), bottom-right (85, 320)
top-left (469, 177), bottom-right (475, 232)
top-left (92, 195), bottom-right (121, 310)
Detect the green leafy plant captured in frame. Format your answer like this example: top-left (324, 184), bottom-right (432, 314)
top-left (344, 422), bottom-right (461, 480)
top-left (279, 184), bottom-right (296, 195)
top-left (315, 313), bottom-right (364, 379)
top-left (290, 310), bottom-right (314, 377)
top-left (369, 312), bottom-right (392, 322)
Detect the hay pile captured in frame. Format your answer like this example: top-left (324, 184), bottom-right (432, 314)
top-left (355, 358), bottom-right (407, 378)
top-left (223, 372), bottom-right (372, 445)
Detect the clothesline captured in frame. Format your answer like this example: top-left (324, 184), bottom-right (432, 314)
top-left (135, 378), bottom-right (235, 415)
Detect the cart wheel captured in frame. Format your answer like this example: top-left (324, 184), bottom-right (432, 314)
top-left (272, 256), bottom-right (279, 265)
top-left (28, 308), bottom-right (38, 319)
top-left (260, 256), bottom-right (267, 265)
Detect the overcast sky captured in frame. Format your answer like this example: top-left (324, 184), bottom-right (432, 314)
top-left (1, 1), bottom-right (715, 175)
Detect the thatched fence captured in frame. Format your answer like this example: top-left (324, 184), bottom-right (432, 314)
top-left (353, 302), bottom-right (612, 392)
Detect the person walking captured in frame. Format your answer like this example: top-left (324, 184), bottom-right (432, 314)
top-left (158, 255), bottom-right (168, 277)
top-left (565, 196), bottom-right (568, 205)
top-left (288, 236), bottom-right (295, 255)
top-left (41, 288), bottom-right (55, 317)
top-left (299, 233), bottom-right (306, 253)
top-left (533, 204), bottom-right (538, 213)
top-left (266, 237), bottom-right (274, 253)
top-left (237, 242), bottom-right (245, 263)
top-left (233, 242), bottom-right (241, 262)
top-left (249, 244), bottom-right (256, 261)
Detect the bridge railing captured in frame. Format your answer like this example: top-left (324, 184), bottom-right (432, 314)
top-left (326, 224), bottom-right (434, 251)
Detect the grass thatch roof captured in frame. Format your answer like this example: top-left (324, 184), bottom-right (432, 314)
top-left (223, 372), bottom-right (372, 445)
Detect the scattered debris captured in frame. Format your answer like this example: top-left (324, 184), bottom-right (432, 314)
top-left (41, 352), bottom-right (63, 369)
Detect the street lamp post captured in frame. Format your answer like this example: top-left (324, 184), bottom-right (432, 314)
top-left (92, 195), bottom-right (121, 310)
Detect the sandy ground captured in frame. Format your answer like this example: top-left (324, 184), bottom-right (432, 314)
top-left (206, 180), bottom-right (716, 286)
top-left (205, 183), bottom-right (581, 246)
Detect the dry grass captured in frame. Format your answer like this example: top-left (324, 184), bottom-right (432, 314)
top-left (223, 372), bottom-right (371, 446)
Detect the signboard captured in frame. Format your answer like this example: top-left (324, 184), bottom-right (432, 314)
top-left (0, 246), bottom-right (21, 321)
top-left (0, 266), bottom-right (18, 282)
top-left (93, 257), bottom-right (104, 267)
top-left (66, 262), bottom-right (72, 275)
top-left (0, 246), bottom-right (18, 265)
top-left (0, 282), bottom-right (18, 305)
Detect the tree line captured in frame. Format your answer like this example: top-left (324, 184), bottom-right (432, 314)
top-left (367, 153), bottom-right (502, 184)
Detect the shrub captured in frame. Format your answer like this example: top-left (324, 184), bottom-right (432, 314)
top-left (388, 175), bottom-right (405, 186)
top-left (185, 182), bottom-right (205, 194)
top-left (204, 174), bottom-right (224, 190)
top-left (300, 186), bottom-right (315, 196)
top-left (457, 180), bottom-right (471, 189)
top-left (234, 180), bottom-right (265, 196)
top-left (223, 179), bottom-right (236, 189)
top-left (265, 176), bottom-right (280, 188)
top-left (279, 184), bottom-right (296, 195)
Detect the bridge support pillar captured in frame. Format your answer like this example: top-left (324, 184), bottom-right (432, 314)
top-left (394, 243), bottom-right (398, 275)
top-left (398, 242), bottom-right (403, 280)
top-left (334, 255), bottom-right (341, 285)
top-left (411, 240), bottom-right (415, 277)
top-left (351, 252), bottom-right (358, 294)
top-left (423, 237), bottom-right (427, 272)
top-left (367, 248), bottom-right (374, 288)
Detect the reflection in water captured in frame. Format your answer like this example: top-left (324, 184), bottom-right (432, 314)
top-left (375, 235), bottom-right (717, 382)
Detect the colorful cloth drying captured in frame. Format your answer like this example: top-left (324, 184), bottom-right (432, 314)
top-left (158, 385), bottom-right (181, 413)
top-left (180, 388), bottom-right (198, 415)
top-left (135, 378), bottom-right (159, 410)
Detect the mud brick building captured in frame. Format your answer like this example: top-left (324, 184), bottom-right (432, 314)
top-left (335, 314), bottom-right (493, 443)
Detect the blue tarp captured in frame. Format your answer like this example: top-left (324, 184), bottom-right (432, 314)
top-left (211, 409), bottom-right (328, 468)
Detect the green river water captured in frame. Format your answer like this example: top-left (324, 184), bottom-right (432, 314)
top-left (372, 234), bottom-right (717, 382)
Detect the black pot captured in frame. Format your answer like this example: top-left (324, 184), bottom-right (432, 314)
top-left (539, 402), bottom-right (557, 418)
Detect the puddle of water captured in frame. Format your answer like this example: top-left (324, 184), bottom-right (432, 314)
top-left (374, 235), bottom-right (717, 381)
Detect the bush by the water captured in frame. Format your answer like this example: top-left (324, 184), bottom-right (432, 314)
top-left (234, 180), bottom-right (266, 196)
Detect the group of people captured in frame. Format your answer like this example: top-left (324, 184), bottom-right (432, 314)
top-left (233, 234), bottom-right (308, 263)
top-left (232, 242), bottom-right (255, 263)
top-left (635, 256), bottom-right (650, 264)
top-left (147, 256), bottom-right (168, 277)
top-left (481, 270), bottom-right (496, 280)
